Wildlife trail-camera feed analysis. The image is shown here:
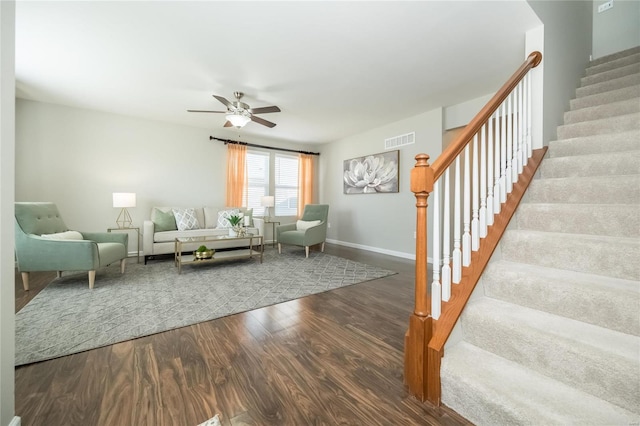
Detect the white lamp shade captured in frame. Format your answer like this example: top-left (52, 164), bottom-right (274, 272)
top-left (226, 113), bottom-right (251, 128)
top-left (261, 196), bottom-right (275, 207)
top-left (113, 192), bottom-right (136, 208)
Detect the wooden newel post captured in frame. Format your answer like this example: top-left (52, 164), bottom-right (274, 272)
top-left (404, 153), bottom-right (435, 401)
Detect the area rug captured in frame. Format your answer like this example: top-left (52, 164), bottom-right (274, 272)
top-left (15, 248), bottom-right (395, 366)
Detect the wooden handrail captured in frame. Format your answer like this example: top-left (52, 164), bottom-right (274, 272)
top-left (431, 51), bottom-right (541, 180)
top-left (404, 51), bottom-right (542, 405)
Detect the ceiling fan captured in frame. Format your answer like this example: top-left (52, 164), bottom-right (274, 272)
top-left (188, 91), bottom-right (281, 128)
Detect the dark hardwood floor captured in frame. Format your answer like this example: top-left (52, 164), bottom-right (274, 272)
top-left (14, 244), bottom-right (471, 426)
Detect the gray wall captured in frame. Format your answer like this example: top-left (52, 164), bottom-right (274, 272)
top-left (527, 0), bottom-right (593, 145)
top-left (318, 108), bottom-right (443, 259)
top-left (0, 3), bottom-right (16, 426)
top-left (15, 99), bottom-right (312, 253)
top-left (592, 0), bottom-right (640, 58)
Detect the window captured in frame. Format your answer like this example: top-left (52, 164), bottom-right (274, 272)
top-left (274, 154), bottom-right (299, 216)
top-left (244, 151), bottom-right (269, 216)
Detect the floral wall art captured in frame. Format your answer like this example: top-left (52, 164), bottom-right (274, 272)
top-left (343, 150), bottom-right (399, 194)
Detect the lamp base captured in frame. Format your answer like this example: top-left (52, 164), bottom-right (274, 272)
top-left (116, 208), bottom-right (133, 229)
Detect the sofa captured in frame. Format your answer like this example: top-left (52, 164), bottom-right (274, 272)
top-left (143, 206), bottom-right (264, 263)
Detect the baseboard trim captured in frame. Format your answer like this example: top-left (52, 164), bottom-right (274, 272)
top-left (326, 238), bottom-right (432, 263)
top-left (9, 416), bottom-right (21, 426)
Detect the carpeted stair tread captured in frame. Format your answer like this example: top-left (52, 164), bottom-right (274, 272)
top-left (580, 62), bottom-right (640, 87)
top-left (570, 84), bottom-right (640, 110)
top-left (500, 229), bottom-right (639, 280)
top-left (576, 72), bottom-right (640, 98)
top-left (441, 342), bottom-right (639, 426)
top-left (539, 150), bottom-right (640, 178)
top-left (515, 202), bottom-right (640, 238)
top-left (586, 52), bottom-right (640, 76)
top-left (557, 112), bottom-right (640, 139)
top-left (548, 129), bottom-right (640, 157)
top-left (482, 260), bottom-right (640, 336)
top-left (589, 46), bottom-right (640, 67)
top-left (563, 97), bottom-right (640, 124)
top-left (461, 297), bottom-right (640, 413)
top-left (525, 174), bottom-right (640, 204)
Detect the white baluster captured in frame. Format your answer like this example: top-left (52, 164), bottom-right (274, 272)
top-left (517, 81), bottom-right (524, 174)
top-left (432, 178), bottom-right (441, 320)
top-left (471, 134), bottom-right (480, 251)
top-left (511, 86), bottom-right (519, 183)
top-left (506, 93), bottom-right (514, 193)
top-left (452, 156), bottom-right (462, 283)
top-left (500, 103), bottom-right (507, 203)
top-left (523, 74), bottom-right (529, 165)
top-left (463, 144), bottom-right (471, 266)
top-left (479, 124), bottom-right (487, 237)
top-left (442, 168), bottom-right (451, 301)
top-left (527, 72), bottom-right (533, 159)
top-left (487, 114), bottom-right (495, 225)
top-left (493, 111), bottom-right (502, 214)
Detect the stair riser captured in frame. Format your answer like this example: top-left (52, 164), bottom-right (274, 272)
top-left (549, 130), bottom-right (640, 158)
top-left (564, 98), bottom-right (640, 124)
top-left (556, 113), bottom-right (640, 139)
top-left (500, 231), bottom-right (640, 280)
top-left (576, 73), bottom-right (640, 98)
top-left (590, 46), bottom-right (640, 67)
top-left (539, 151), bottom-right (640, 178)
top-left (581, 63), bottom-right (640, 87)
top-left (526, 175), bottom-right (640, 205)
top-left (570, 85), bottom-right (640, 110)
top-left (461, 303), bottom-right (640, 413)
top-left (515, 203), bottom-right (640, 238)
top-left (482, 261), bottom-right (640, 336)
top-left (586, 53), bottom-right (640, 76)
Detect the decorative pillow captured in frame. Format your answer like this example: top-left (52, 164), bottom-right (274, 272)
top-left (40, 230), bottom-right (84, 240)
top-left (242, 208), bottom-right (253, 226)
top-left (296, 220), bottom-right (321, 231)
top-left (172, 208), bottom-right (201, 231)
top-left (217, 209), bottom-right (239, 229)
top-left (153, 208), bottom-right (177, 232)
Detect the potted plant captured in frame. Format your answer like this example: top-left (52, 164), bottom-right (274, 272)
top-left (194, 245), bottom-right (214, 260)
top-left (227, 214), bottom-right (244, 237)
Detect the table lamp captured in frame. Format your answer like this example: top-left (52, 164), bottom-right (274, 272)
top-left (113, 192), bottom-right (136, 228)
top-left (261, 195), bottom-right (275, 221)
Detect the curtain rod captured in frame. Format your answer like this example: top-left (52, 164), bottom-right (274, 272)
top-left (210, 136), bottom-right (320, 156)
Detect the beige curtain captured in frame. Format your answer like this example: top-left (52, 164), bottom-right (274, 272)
top-left (297, 154), bottom-right (314, 217)
top-left (226, 143), bottom-right (247, 207)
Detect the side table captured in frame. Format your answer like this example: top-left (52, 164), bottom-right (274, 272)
top-left (107, 227), bottom-right (141, 263)
top-left (263, 220), bottom-right (280, 248)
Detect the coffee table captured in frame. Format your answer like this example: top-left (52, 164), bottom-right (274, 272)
top-left (174, 234), bottom-right (263, 274)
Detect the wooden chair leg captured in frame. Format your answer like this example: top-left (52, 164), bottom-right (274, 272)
top-left (120, 258), bottom-right (126, 273)
top-left (321, 242), bottom-right (325, 252)
top-left (21, 272), bottom-right (30, 291)
top-left (88, 270), bottom-right (96, 289)
top-left (278, 243), bottom-right (282, 254)
top-left (305, 246), bottom-right (309, 258)
top-left (56, 271), bottom-right (62, 278)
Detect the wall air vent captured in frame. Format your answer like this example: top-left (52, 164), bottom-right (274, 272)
top-left (385, 132), bottom-right (415, 150)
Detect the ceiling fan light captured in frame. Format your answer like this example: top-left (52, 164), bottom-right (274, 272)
top-left (226, 113), bottom-right (251, 128)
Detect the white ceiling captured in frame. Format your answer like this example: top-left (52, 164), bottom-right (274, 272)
top-left (15, 1), bottom-right (541, 145)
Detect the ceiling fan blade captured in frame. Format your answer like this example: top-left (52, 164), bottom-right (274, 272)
top-left (250, 115), bottom-right (277, 128)
top-left (223, 121), bottom-right (233, 127)
top-left (213, 95), bottom-right (233, 109)
top-left (187, 109), bottom-right (227, 113)
top-left (249, 105), bottom-right (281, 114)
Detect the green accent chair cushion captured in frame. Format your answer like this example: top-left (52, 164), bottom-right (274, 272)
top-left (15, 202), bottom-right (128, 289)
top-left (276, 204), bottom-right (329, 258)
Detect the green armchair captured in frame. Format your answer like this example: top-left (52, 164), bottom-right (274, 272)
top-left (276, 204), bottom-right (329, 258)
top-left (15, 202), bottom-right (128, 290)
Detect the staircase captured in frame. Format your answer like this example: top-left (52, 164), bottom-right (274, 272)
top-left (440, 47), bottom-right (640, 424)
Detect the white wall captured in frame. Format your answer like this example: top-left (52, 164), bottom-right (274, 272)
top-left (0, 2), bottom-right (17, 426)
top-left (527, 0), bottom-right (593, 145)
top-left (318, 108), bottom-right (443, 259)
top-left (592, 0), bottom-right (640, 59)
top-left (15, 99), bottom-right (310, 253)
